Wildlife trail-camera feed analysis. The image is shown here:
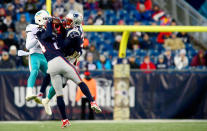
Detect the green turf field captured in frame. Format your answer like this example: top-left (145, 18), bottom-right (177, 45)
top-left (0, 120), bottom-right (207, 131)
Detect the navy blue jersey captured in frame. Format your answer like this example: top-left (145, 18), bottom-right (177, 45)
top-left (36, 21), bottom-right (64, 62)
top-left (57, 26), bottom-right (83, 57)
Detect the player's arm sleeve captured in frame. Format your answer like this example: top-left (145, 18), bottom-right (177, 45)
top-left (25, 32), bottom-right (38, 50)
top-left (40, 21), bottom-right (53, 40)
top-left (56, 34), bottom-right (65, 49)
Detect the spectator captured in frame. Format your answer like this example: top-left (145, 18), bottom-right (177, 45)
top-left (191, 50), bottom-right (206, 67)
top-left (96, 55), bottom-right (112, 70)
top-left (3, 15), bottom-right (15, 32)
top-left (84, 53), bottom-right (97, 70)
top-left (15, 14), bottom-right (28, 34)
top-left (117, 19), bottom-right (125, 25)
top-left (86, 45), bottom-right (100, 61)
top-left (132, 21), bottom-right (142, 37)
top-left (111, 0), bottom-right (122, 11)
top-left (53, 0), bottom-right (66, 17)
top-left (136, 0), bottom-right (152, 11)
top-left (156, 54), bottom-right (167, 69)
top-left (19, 30), bottom-right (26, 50)
top-left (0, 19), bottom-right (7, 33)
top-left (0, 39), bottom-right (8, 55)
top-left (76, 70), bottom-right (97, 120)
top-left (113, 20), bottom-right (124, 50)
top-left (138, 4), bottom-right (152, 22)
top-left (0, 51), bottom-right (16, 68)
top-left (140, 33), bottom-right (154, 49)
top-left (9, 45), bottom-right (21, 67)
top-left (151, 4), bottom-right (165, 22)
top-left (14, 0), bottom-right (24, 13)
top-left (164, 33), bottom-right (185, 50)
top-left (93, 9), bottom-right (105, 25)
top-left (177, 32), bottom-right (191, 43)
top-left (84, 0), bottom-right (99, 10)
top-left (25, 0), bottom-right (38, 14)
top-left (0, 8), bottom-right (6, 20)
top-left (174, 49), bottom-right (188, 70)
top-left (6, 4), bottom-right (15, 18)
top-left (128, 55), bottom-right (139, 69)
top-left (4, 32), bottom-right (19, 49)
top-left (113, 35), bottom-right (122, 50)
top-left (65, 0), bottom-right (83, 15)
top-left (129, 35), bottom-right (139, 50)
top-left (140, 55), bottom-right (156, 70)
top-left (160, 14), bottom-right (171, 25)
top-left (164, 49), bottom-right (174, 67)
top-left (171, 19), bottom-right (177, 26)
top-left (87, 16), bottom-right (94, 25)
top-left (157, 32), bottom-right (172, 44)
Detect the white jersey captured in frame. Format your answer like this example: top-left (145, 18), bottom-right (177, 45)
top-left (25, 24), bottom-right (42, 54)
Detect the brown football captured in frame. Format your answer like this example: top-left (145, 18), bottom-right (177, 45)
top-left (52, 17), bottom-right (61, 24)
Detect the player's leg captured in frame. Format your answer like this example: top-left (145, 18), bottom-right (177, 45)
top-left (37, 56), bottom-right (56, 114)
top-left (26, 54), bottom-right (40, 101)
top-left (39, 55), bottom-right (50, 95)
top-left (41, 86), bottom-right (55, 115)
top-left (60, 56), bottom-right (102, 113)
top-left (47, 57), bottom-right (70, 128)
top-left (50, 73), bottom-right (70, 128)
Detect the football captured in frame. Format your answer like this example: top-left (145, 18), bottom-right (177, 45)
top-left (52, 17), bottom-right (61, 25)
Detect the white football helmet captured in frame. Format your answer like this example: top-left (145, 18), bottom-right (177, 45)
top-left (65, 11), bottom-right (83, 28)
top-left (34, 10), bottom-right (51, 26)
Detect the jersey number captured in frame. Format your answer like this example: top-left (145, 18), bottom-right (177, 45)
top-left (39, 42), bottom-right (59, 53)
top-left (53, 42), bottom-right (59, 49)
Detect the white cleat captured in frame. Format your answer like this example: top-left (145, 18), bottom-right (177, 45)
top-left (25, 87), bottom-right (37, 101)
top-left (42, 98), bottom-right (52, 115)
top-left (90, 101), bottom-right (102, 113)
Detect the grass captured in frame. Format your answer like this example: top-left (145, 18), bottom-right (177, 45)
top-left (0, 120), bottom-right (207, 131)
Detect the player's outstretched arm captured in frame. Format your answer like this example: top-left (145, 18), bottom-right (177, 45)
top-left (39, 19), bottom-right (53, 40)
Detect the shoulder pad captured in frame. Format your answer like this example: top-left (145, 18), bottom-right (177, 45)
top-left (26, 24), bottom-right (39, 33)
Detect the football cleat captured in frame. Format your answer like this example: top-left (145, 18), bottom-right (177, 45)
top-left (61, 119), bottom-right (71, 128)
top-left (25, 88), bottom-right (37, 101)
top-left (90, 101), bottom-right (102, 113)
top-left (34, 93), bottom-right (43, 104)
top-left (42, 98), bottom-right (52, 115)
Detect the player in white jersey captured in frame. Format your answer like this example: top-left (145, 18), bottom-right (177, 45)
top-left (19, 10), bottom-right (55, 105)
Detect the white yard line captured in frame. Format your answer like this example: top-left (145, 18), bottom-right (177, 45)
top-left (0, 119), bottom-right (207, 124)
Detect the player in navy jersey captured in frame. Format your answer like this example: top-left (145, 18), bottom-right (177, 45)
top-left (36, 15), bottom-right (101, 128)
top-left (41, 11), bottom-right (91, 116)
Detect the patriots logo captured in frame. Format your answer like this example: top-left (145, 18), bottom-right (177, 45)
top-left (73, 13), bottom-right (79, 18)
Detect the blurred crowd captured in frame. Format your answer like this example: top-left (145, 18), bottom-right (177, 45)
top-left (0, 0), bottom-right (206, 70)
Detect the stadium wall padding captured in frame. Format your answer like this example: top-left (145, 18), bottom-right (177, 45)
top-left (0, 70), bottom-right (207, 120)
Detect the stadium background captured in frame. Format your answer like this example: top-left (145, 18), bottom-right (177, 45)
top-left (0, 0), bottom-right (207, 130)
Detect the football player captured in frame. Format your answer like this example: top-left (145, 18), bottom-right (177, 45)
top-left (41, 11), bottom-right (102, 117)
top-left (20, 10), bottom-right (55, 105)
top-left (35, 13), bottom-right (101, 128)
